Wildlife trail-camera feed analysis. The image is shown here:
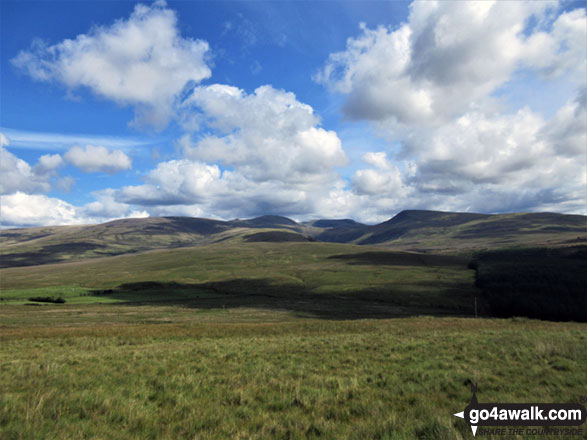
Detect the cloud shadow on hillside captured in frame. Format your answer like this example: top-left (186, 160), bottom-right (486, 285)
top-left (328, 251), bottom-right (469, 267)
top-left (87, 278), bottom-right (478, 320)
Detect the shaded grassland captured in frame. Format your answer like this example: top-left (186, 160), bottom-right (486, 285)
top-left (1, 305), bottom-right (586, 440)
top-left (0, 242), bottom-right (481, 319)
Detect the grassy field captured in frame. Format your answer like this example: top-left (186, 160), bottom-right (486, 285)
top-left (1, 304), bottom-right (586, 440)
top-left (1, 241), bottom-right (585, 439)
top-left (0, 242), bottom-right (481, 318)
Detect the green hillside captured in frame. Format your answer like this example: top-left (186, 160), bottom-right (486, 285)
top-left (0, 242), bottom-right (480, 319)
top-left (0, 216), bottom-right (314, 268)
top-left (1, 210), bottom-right (585, 268)
top-left (352, 211), bottom-right (586, 252)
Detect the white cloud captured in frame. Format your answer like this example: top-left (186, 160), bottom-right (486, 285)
top-left (56, 176), bottom-right (76, 192)
top-left (116, 158), bottom-right (355, 220)
top-left (5, 2), bottom-right (585, 225)
top-left (541, 88), bottom-right (587, 156)
top-left (12, 1), bottom-right (211, 129)
top-left (351, 152), bottom-right (404, 196)
top-left (119, 159), bottom-right (221, 206)
top-left (0, 133), bottom-right (9, 148)
top-left (64, 145), bottom-right (132, 174)
top-left (0, 191), bottom-right (149, 228)
top-left (0, 135), bottom-right (65, 195)
top-left (33, 154), bottom-right (64, 175)
top-left (351, 94), bottom-right (587, 215)
top-left (316, 2), bottom-right (584, 127)
top-left (113, 83), bottom-right (352, 219)
top-left (183, 84), bottom-right (347, 184)
top-left (81, 189), bottom-right (149, 222)
top-left (115, 74), bottom-right (586, 221)
top-left (0, 147), bottom-right (48, 195)
top-left (0, 192), bottom-right (82, 227)
top-left (314, 2), bottom-right (586, 217)
top-left (361, 152), bottom-right (392, 169)
top-left (412, 108), bottom-right (549, 184)
top-left (523, 8), bottom-right (587, 81)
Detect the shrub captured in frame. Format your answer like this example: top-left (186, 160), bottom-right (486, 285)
top-left (28, 296), bottom-right (66, 304)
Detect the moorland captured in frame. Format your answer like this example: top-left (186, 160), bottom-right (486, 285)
top-left (1, 210), bottom-right (585, 439)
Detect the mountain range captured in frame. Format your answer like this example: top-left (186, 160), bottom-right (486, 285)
top-left (1, 210), bottom-right (585, 268)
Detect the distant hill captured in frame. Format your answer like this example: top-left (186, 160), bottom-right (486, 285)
top-left (349, 210), bottom-right (586, 252)
top-left (231, 215), bottom-right (299, 229)
top-left (358, 210), bottom-right (490, 245)
top-left (1, 210), bottom-right (585, 267)
top-left (305, 219), bottom-right (366, 229)
top-left (0, 217), bottom-right (237, 268)
top-left (244, 231), bottom-right (314, 243)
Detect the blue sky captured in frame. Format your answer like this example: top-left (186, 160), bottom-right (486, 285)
top-left (1, 0), bottom-right (585, 227)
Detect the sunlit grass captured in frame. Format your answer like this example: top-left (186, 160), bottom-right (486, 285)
top-left (1, 305), bottom-right (585, 440)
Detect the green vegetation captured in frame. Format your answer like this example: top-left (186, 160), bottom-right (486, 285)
top-left (355, 211), bottom-right (587, 253)
top-left (1, 305), bottom-right (585, 440)
top-left (2, 211), bottom-right (585, 268)
top-left (0, 217), bottom-right (252, 268)
top-left (27, 296), bottom-right (66, 304)
top-left (1, 242), bottom-right (481, 318)
top-left (1, 212), bottom-right (585, 439)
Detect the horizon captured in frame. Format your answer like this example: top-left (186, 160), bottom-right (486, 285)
top-left (1, 0), bottom-right (586, 228)
top-left (1, 208), bottom-right (584, 231)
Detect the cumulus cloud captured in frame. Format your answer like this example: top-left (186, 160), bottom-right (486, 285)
top-left (0, 192), bottom-right (82, 227)
top-left (118, 159), bottom-right (221, 206)
top-left (0, 191), bottom-right (149, 228)
top-left (116, 80), bottom-right (585, 221)
top-left (0, 147), bottom-right (49, 195)
top-left (316, 1), bottom-right (584, 126)
top-left (112, 83), bottom-right (353, 219)
top-left (81, 189), bottom-right (149, 222)
top-left (541, 88), bottom-right (587, 157)
top-left (351, 152), bottom-right (405, 196)
top-left (116, 158), bottom-right (314, 218)
top-left (315, 1), bottom-right (586, 217)
top-left (12, 1), bottom-right (211, 128)
top-left (115, 159), bottom-right (356, 221)
top-left (351, 94), bottom-right (587, 215)
top-left (182, 84), bottom-right (348, 184)
top-left (6, 2), bottom-right (584, 225)
top-left (523, 8), bottom-right (587, 81)
top-left (33, 154), bottom-right (64, 175)
top-left (64, 145), bottom-right (132, 174)
top-left (0, 135), bottom-right (66, 195)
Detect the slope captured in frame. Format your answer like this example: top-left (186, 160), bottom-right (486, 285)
top-left (1, 210), bottom-right (585, 268)
top-left (0, 216), bottom-right (318, 268)
top-left (323, 210), bottom-right (586, 253)
top-left (0, 241), bottom-right (478, 319)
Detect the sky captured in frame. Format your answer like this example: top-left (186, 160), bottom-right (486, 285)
top-left (1, 0), bottom-right (585, 227)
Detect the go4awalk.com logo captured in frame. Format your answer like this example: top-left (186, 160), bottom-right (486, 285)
top-left (453, 383), bottom-right (586, 437)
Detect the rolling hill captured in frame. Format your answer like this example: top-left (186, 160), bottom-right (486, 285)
top-left (347, 210), bottom-right (587, 252)
top-left (1, 210), bottom-right (585, 268)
